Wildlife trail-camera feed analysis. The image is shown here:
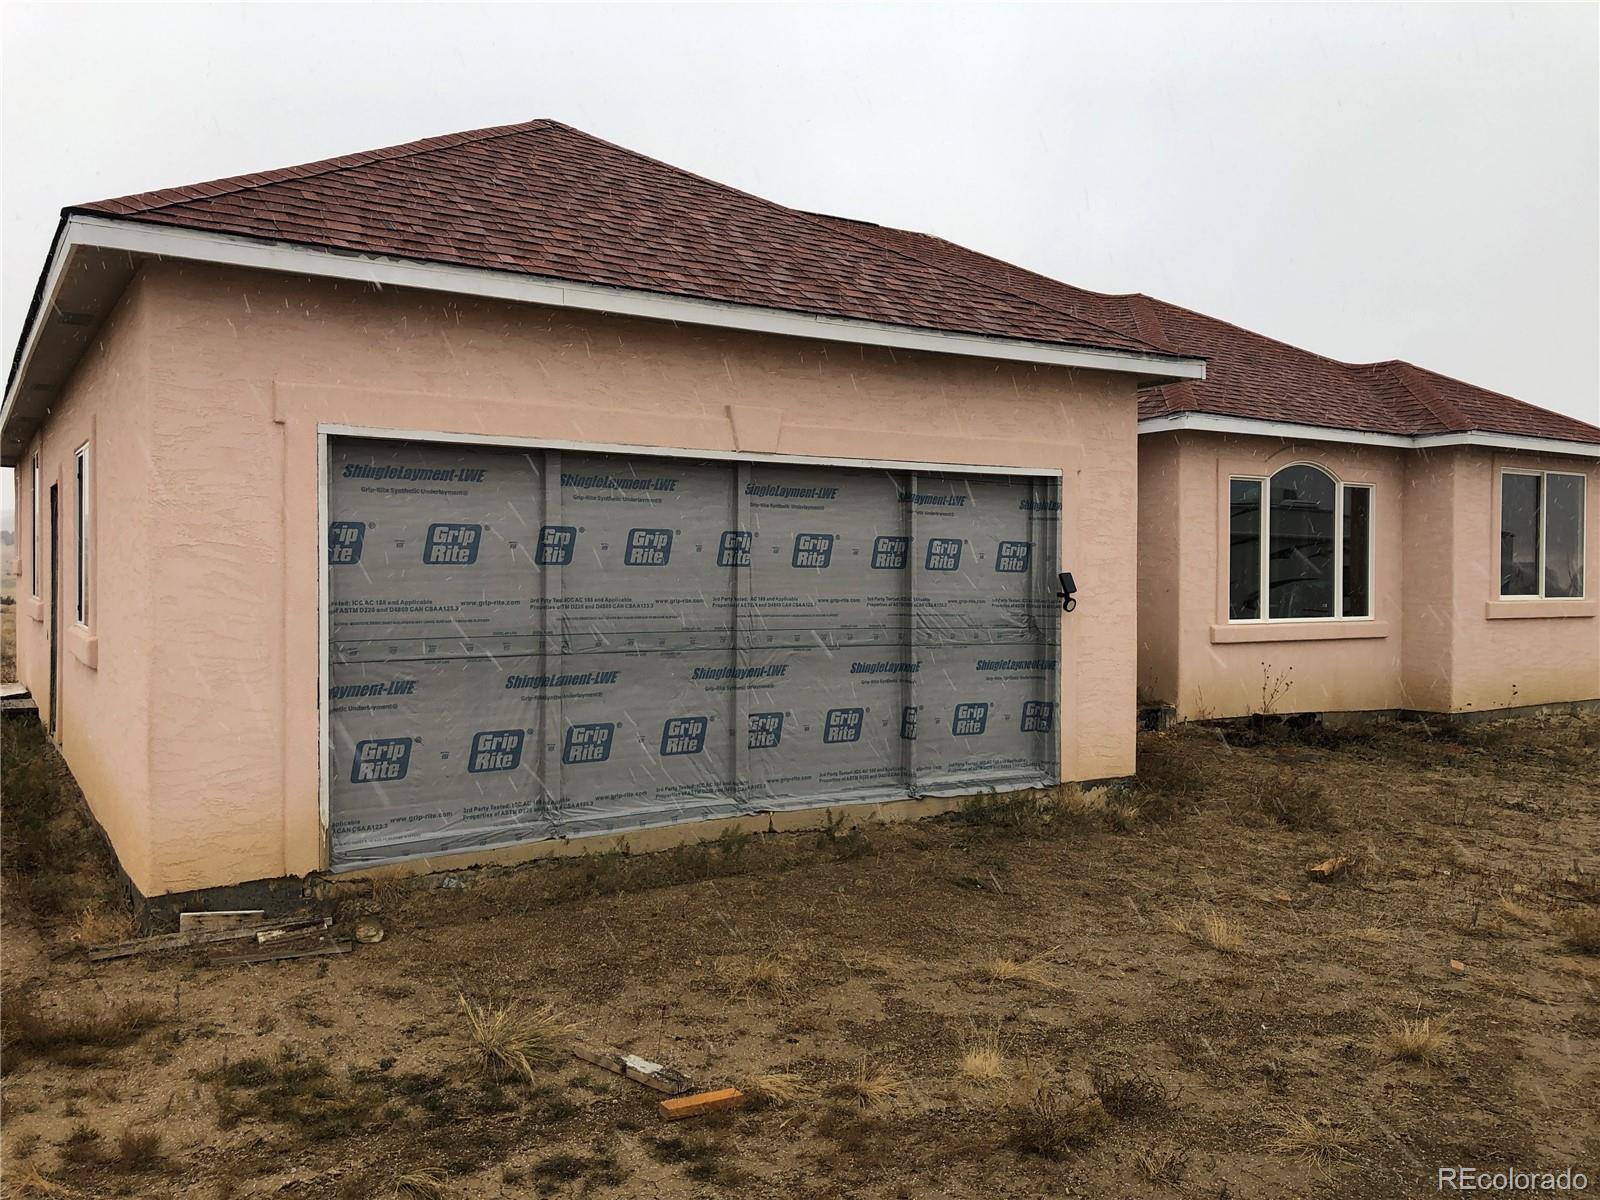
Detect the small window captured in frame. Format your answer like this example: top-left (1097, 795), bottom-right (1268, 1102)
top-left (30, 451), bottom-right (40, 598)
top-left (1501, 470), bottom-right (1586, 600)
top-left (1228, 465), bottom-right (1373, 621)
top-left (75, 444), bottom-right (90, 626)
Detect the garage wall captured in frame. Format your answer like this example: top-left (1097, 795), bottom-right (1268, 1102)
top-left (131, 260), bottom-right (1141, 893)
top-left (10, 272), bottom-right (158, 893)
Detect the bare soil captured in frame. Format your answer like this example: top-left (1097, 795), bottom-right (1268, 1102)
top-left (3, 712), bottom-right (1598, 1198)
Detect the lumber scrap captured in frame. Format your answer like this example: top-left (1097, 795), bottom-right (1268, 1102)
top-left (659, 1087), bottom-right (744, 1121)
top-left (209, 939), bottom-right (354, 967)
top-left (179, 910), bottom-right (266, 933)
top-left (573, 1046), bottom-right (692, 1095)
top-left (256, 919), bottom-right (334, 945)
top-left (87, 915), bottom-right (326, 961)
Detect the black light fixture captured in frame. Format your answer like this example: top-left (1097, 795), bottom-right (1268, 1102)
top-left (1057, 571), bottom-right (1078, 613)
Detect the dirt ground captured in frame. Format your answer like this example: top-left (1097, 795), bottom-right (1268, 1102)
top-left (3, 711), bottom-right (1598, 1199)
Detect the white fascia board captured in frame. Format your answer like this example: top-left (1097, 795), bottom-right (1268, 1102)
top-left (46, 213), bottom-right (1207, 378)
top-left (1137, 412), bottom-right (1600, 459)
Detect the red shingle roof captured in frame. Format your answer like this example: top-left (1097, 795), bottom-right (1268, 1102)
top-left (823, 217), bottom-right (1600, 446)
top-left (73, 119), bottom-right (1167, 361)
top-left (76, 119), bottom-right (1598, 447)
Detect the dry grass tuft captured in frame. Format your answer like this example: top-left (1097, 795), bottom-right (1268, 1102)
top-left (1, 997), bottom-right (163, 1070)
top-left (1134, 1142), bottom-right (1190, 1185)
top-left (982, 949), bottom-right (1058, 988)
top-left (70, 904), bottom-right (137, 946)
top-left (1374, 1014), bottom-right (1453, 1064)
top-left (8, 1163), bottom-right (79, 1196)
top-left (958, 1028), bottom-right (1007, 1085)
top-left (1266, 1110), bottom-right (1353, 1167)
top-left (1088, 1061), bottom-right (1176, 1121)
top-left (713, 950), bottom-right (800, 1002)
top-left (1494, 895), bottom-right (1545, 929)
top-left (1002, 1077), bottom-right (1110, 1158)
top-left (456, 994), bottom-right (581, 1083)
top-left (393, 1168), bottom-right (446, 1199)
top-left (838, 1057), bottom-right (908, 1110)
top-left (1556, 908), bottom-right (1600, 953)
top-left (1161, 906), bottom-right (1245, 954)
top-left (112, 1126), bottom-right (164, 1172)
top-left (746, 1071), bottom-right (817, 1106)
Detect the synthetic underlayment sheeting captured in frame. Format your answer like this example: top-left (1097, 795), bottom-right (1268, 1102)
top-left (326, 438), bottom-right (1062, 869)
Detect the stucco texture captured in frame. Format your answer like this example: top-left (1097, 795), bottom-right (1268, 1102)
top-left (1138, 431), bottom-right (1600, 721)
top-left (16, 260), bottom-right (1142, 895)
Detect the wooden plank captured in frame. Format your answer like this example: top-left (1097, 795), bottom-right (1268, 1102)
top-left (87, 914), bottom-right (326, 961)
top-left (659, 1087), bottom-right (745, 1121)
top-left (573, 1046), bottom-right (692, 1095)
top-left (178, 910), bottom-right (266, 933)
top-left (256, 920), bottom-right (333, 945)
top-left (209, 939), bottom-right (355, 966)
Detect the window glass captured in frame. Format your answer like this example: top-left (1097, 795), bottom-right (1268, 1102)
top-left (75, 447), bottom-right (89, 625)
top-left (1228, 479), bottom-right (1262, 620)
top-left (1342, 485), bottom-right (1372, 618)
top-left (1544, 473), bottom-right (1586, 599)
top-left (30, 452), bottom-right (39, 596)
top-left (1268, 465), bottom-right (1336, 619)
top-left (1500, 473), bottom-right (1541, 596)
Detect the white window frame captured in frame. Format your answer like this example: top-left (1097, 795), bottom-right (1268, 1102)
top-left (1227, 464), bottom-right (1376, 623)
top-left (74, 443), bottom-right (90, 627)
top-left (30, 450), bottom-right (40, 598)
top-left (1499, 468), bottom-right (1587, 601)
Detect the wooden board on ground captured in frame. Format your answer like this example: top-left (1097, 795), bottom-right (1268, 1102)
top-left (88, 914), bottom-right (327, 961)
top-left (209, 939), bottom-right (355, 966)
top-left (659, 1088), bottom-right (745, 1121)
top-left (573, 1046), bottom-right (692, 1095)
top-left (178, 910), bottom-right (266, 933)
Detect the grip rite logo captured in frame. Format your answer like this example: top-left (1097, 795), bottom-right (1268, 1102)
top-left (625, 528), bottom-right (674, 566)
top-left (952, 702), bottom-right (990, 736)
top-left (823, 708), bottom-right (864, 744)
top-left (718, 531), bottom-right (753, 567)
top-left (328, 521), bottom-right (365, 566)
top-left (468, 729), bottom-right (525, 773)
top-left (562, 723), bottom-right (615, 764)
top-left (995, 541), bottom-right (1033, 573)
top-left (900, 706), bottom-right (918, 740)
top-left (1021, 701), bottom-right (1055, 733)
top-left (423, 523), bottom-right (481, 565)
top-left (925, 538), bottom-right (963, 571)
top-left (748, 712), bottom-right (784, 749)
top-left (871, 536), bottom-right (909, 570)
top-left (792, 533), bottom-right (834, 569)
top-left (537, 525), bottom-right (576, 565)
top-left (660, 716), bottom-right (709, 756)
top-left (350, 737), bottom-right (412, 784)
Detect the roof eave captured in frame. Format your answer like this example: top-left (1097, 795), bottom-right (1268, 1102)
top-left (1136, 411), bottom-right (1600, 459)
top-left (1, 214), bottom-right (1206, 462)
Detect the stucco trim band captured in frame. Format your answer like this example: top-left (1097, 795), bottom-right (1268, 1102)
top-left (1483, 600), bottom-right (1597, 620)
top-left (1209, 620), bottom-right (1391, 644)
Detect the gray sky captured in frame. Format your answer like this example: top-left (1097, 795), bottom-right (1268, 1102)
top-left (1, 1), bottom-right (1596, 530)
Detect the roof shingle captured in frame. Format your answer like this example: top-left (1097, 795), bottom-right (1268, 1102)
top-left (76, 119), bottom-right (1599, 447)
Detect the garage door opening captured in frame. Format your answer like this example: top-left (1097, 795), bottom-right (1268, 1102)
top-left (325, 436), bottom-right (1062, 870)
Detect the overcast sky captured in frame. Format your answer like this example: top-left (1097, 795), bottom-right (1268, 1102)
top-left (2, 2), bottom-right (1596, 525)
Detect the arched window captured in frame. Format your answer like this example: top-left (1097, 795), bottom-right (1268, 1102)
top-left (1228, 464), bottom-right (1372, 621)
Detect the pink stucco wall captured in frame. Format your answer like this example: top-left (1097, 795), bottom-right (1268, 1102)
top-left (13, 275), bottom-right (157, 891)
top-left (17, 259), bottom-right (1144, 895)
top-left (1138, 432), bottom-right (1600, 721)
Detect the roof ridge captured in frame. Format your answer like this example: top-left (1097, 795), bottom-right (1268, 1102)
top-left (76, 118), bottom-right (556, 218)
top-left (534, 127), bottom-right (1177, 358)
top-left (1386, 361), bottom-right (1473, 433)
